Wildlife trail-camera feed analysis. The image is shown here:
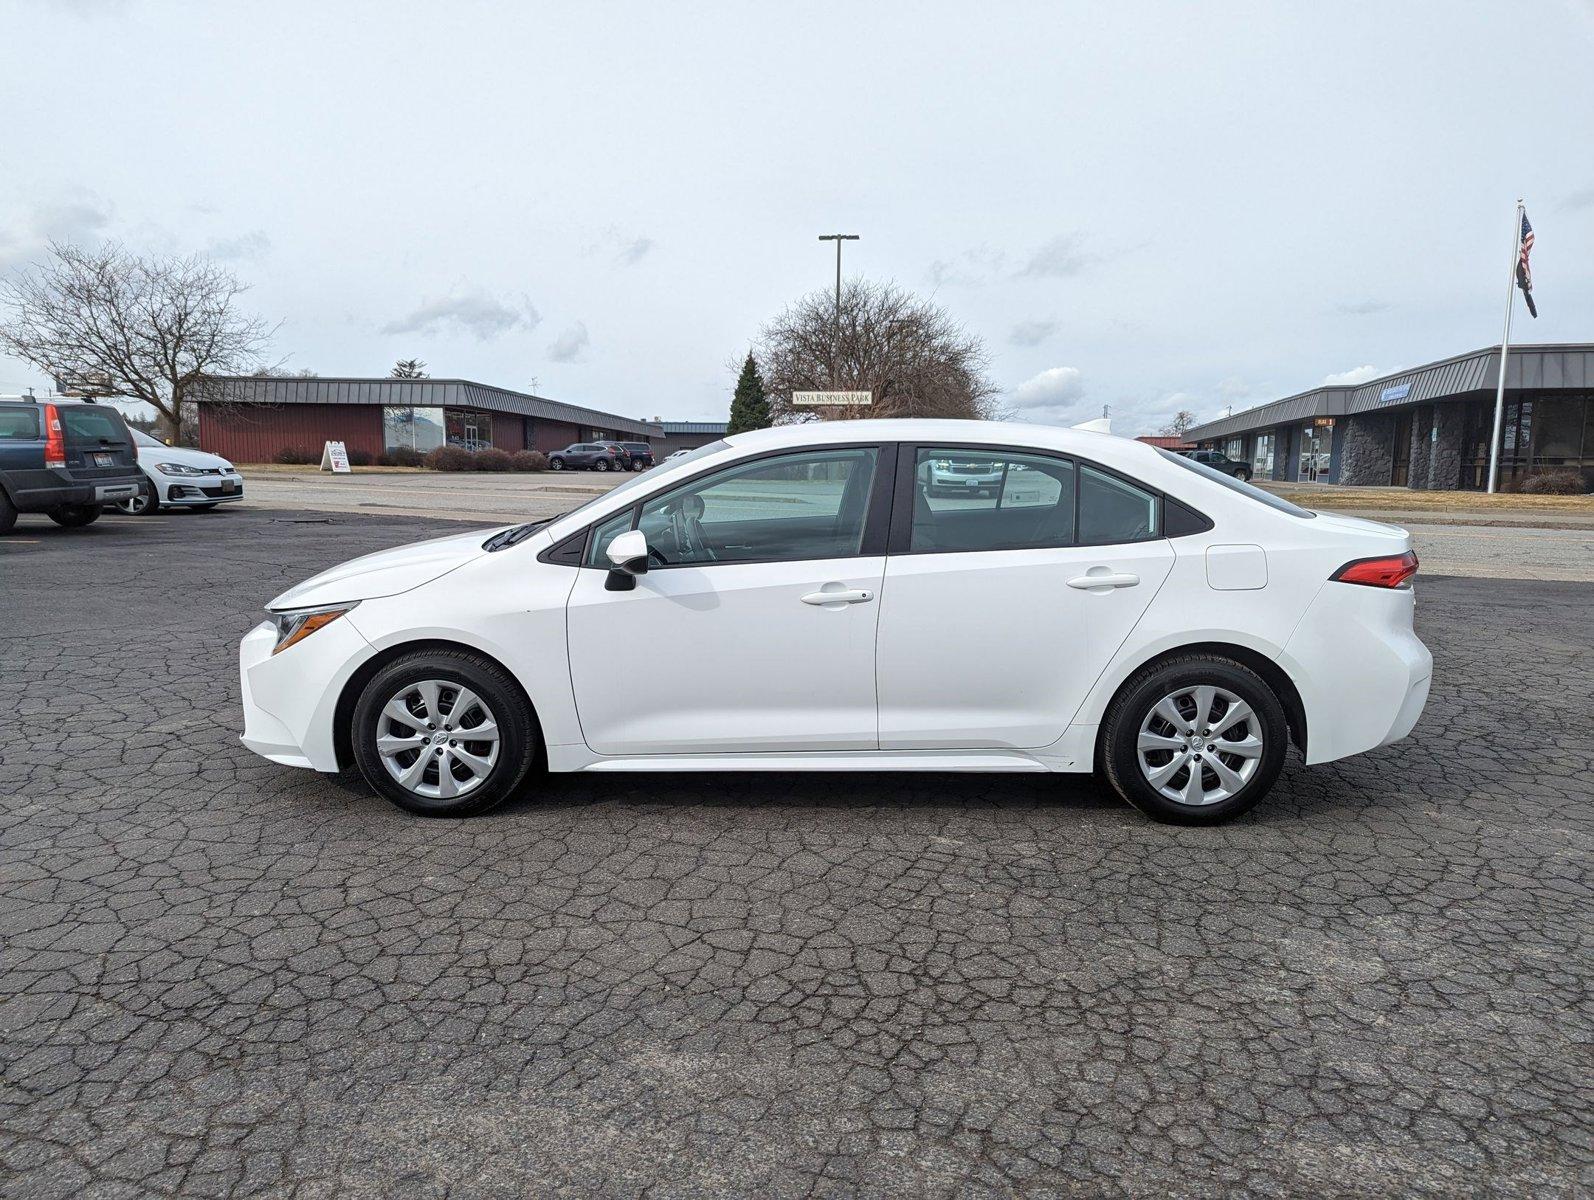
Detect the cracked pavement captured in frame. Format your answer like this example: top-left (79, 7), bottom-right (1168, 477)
top-left (1, 508), bottom-right (1590, 1198)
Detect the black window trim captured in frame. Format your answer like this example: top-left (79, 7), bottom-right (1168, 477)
top-left (889, 441), bottom-right (1209, 556)
top-left (541, 441), bottom-right (898, 570)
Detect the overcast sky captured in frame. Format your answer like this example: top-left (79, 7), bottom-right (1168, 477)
top-left (3, 0), bottom-right (1591, 434)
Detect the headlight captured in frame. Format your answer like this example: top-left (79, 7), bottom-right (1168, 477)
top-left (269, 602), bottom-right (359, 655)
top-left (935, 459), bottom-right (952, 469)
top-left (155, 462), bottom-right (207, 476)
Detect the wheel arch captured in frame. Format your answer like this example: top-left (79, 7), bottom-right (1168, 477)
top-left (331, 637), bottom-right (545, 772)
top-left (1092, 641), bottom-right (1307, 767)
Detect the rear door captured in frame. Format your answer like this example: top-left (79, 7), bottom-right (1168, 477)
top-left (58, 404), bottom-right (138, 482)
top-left (875, 444), bottom-right (1174, 749)
top-left (0, 405), bottom-right (50, 502)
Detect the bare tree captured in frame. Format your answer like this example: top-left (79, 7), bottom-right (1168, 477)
top-left (390, 358), bottom-right (428, 379)
top-left (756, 279), bottom-right (998, 423)
top-left (0, 241), bottom-right (275, 441)
top-left (1161, 410), bottom-right (1197, 437)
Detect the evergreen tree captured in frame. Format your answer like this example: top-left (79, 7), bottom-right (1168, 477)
top-left (390, 358), bottom-right (428, 379)
top-left (726, 352), bottom-right (771, 434)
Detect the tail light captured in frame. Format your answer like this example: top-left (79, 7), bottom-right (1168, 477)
top-left (1331, 551), bottom-right (1418, 589)
top-left (43, 403), bottom-right (66, 468)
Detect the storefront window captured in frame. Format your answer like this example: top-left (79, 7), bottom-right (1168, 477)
top-left (1224, 437), bottom-right (1244, 460)
top-left (383, 406), bottom-right (446, 453)
top-left (1253, 432), bottom-right (1275, 477)
top-left (445, 409), bottom-right (493, 450)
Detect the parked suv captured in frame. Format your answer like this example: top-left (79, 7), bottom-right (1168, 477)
top-left (1182, 449), bottom-right (1254, 481)
top-left (614, 442), bottom-right (655, 471)
top-left (0, 398), bottom-right (143, 532)
top-left (548, 443), bottom-right (627, 472)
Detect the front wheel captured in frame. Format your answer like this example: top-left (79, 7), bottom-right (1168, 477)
top-left (351, 650), bottom-right (540, 817)
top-left (48, 504), bottom-right (102, 528)
top-left (1234, 468), bottom-right (1252, 482)
top-left (594, 458), bottom-right (610, 472)
top-left (633, 461), bottom-right (646, 472)
top-left (549, 458), bottom-right (565, 471)
top-left (1100, 655), bottom-right (1288, 824)
top-left (117, 478), bottom-right (161, 516)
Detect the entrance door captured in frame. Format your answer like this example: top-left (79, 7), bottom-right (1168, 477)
top-left (567, 445), bottom-right (889, 755)
top-left (875, 447), bottom-right (1174, 749)
top-left (1391, 411), bottom-right (1413, 486)
top-left (1299, 424), bottom-right (1330, 482)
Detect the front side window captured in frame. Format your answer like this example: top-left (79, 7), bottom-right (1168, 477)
top-left (910, 448), bottom-right (1075, 552)
top-left (588, 446), bottom-right (879, 567)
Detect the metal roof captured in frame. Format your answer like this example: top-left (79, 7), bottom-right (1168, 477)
top-left (194, 376), bottom-right (662, 438)
top-left (659, 420), bottom-right (729, 435)
top-left (1187, 343), bottom-right (1594, 440)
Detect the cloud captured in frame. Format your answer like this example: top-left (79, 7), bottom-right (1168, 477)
top-left (381, 290), bottom-right (540, 341)
top-left (588, 227), bottom-right (655, 266)
top-left (1011, 366), bottom-right (1085, 416)
top-left (1324, 364), bottom-right (1381, 385)
top-left (547, 321), bottom-right (590, 363)
top-left (1008, 319), bottom-right (1058, 347)
top-left (1560, 186), bottom-right (1594, 212)
top-left (1335, 300), bottom-right (1391, 315)
top-left (0, 191), bottom-right (115, 271)
top-left (1216, 376), bottom-right (1253, 400)
top-left (1018, 234), bottom-right (1093, 279)
top-left (928, 245), bottom-right (1008, 287)
top-left (206, 230), bottom-right (271, 261)
top-left (615, 236), bottom-right (654, 266)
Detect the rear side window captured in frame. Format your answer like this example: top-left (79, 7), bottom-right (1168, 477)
top-left (1078, 465), bottom-right (1160, 543)
top-left (59, 406), bottom-right (127, 441)
top-left (909, 449), bottom-right (1076, 552)
top-left (0, 408), bottom-right (40, 439)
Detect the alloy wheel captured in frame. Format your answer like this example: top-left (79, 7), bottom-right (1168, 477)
top-left (375, 680), bottom-right (501, 800)
top-left (1136, 684), bottom-right (1264, 806)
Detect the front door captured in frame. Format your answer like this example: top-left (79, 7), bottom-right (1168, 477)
top-left (567, 445), bottom-right (889, 755)
top-left (1391, 411), bottom-right (1413, 486)
top-left (876, 447), bottom-right (1174, 749)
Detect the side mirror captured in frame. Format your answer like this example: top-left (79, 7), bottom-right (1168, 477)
top-left (604, 528), bottom-right (649, 590)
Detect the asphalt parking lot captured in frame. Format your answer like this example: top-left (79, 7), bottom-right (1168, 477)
top-left (2, 508), bottom-right (1591, 1198)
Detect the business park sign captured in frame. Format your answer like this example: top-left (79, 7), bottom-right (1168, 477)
top-left (793, 391), bottom-right (873, 406)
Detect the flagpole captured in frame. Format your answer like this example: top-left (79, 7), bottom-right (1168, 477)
top-left (1485, 199), bottom-right (1524, 494)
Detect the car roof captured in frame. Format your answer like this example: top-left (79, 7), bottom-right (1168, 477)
top-left (723, 419), bottom-right (1165, 471)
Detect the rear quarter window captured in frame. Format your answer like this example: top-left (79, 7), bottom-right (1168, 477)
top-left (0, 408), bottom-right (40, 439)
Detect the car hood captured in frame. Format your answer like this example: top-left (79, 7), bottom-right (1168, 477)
top-left (268, 527), bottom-right (501, 610)
top-left (138, 443), bottom-right (235, 471)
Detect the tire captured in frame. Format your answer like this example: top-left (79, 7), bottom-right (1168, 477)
top-left (595, 458), bottom-right (610, 472)
top-left (117, 478), bottom-right (161, 516)
top-left (1100, 654), bottom-right (1288, 825)
top-left (47, 504), bottom-right (102, 528)
top-left (549, 458), bottom-right (565, 471)
top-left (0, 489), bottom-right (16, 534)
top-left (633, 461), bottom-right (646, 472)
top-left (1234, 468), bottom-right (1252, 482)
top-left (351, 649), bottom-right (539, 817)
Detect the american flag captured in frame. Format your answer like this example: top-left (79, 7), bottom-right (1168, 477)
top-left (1516, 210), bottom-right (1537, 318)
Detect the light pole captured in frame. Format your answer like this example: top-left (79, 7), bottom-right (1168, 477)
top-left (818, 234), bottom-right (858, 386)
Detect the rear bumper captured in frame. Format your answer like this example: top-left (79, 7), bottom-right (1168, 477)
top-left (12, 474), bottom-right (143, 511)
top-left (1282, 583), bottom-right (1433, 765)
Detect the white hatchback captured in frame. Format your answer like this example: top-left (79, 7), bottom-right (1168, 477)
top-left (118, 430), bottom-right (245, 515)
top-left (238, 420), bottom-right (1432, 823)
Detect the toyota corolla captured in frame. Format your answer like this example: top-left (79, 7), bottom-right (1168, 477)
top-left (238, 420), bottom-right (1431, 823)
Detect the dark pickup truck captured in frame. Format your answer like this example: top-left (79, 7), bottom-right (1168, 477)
top-left (0, 398), bottom-right (144, 532)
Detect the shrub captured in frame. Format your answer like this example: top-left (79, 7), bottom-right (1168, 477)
top-left (511, 450), bottom-right (548, 472)
top-left (1520, 470), bottom-right (1587, 495)
top-left (472, 448), bottom-right (513, 473)
top-left (389, 446), bottom-right (424, 468)
top-left (345, 448), bottom-right (374, 467)
top-left (271, 446), bottom-right (317, 465)
top-left (425, 445), bottom-right (474, 472)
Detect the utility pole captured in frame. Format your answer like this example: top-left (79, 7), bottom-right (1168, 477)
top-left (818, 234), bottom-right (859, 386)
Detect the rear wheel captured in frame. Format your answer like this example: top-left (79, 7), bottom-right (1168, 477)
top-left (117, 478), bottom-right (161, 516)
top-left (47, 504), bottom-right (102, 528)
top-left (352, 650), bottom-right (539, 817)
top-left (595, 458), bottom-right (610, 472)
top-left (1101, 655), bottom-right (1288, 824)
top-left (1234, 468), bottom-right (1252, 482)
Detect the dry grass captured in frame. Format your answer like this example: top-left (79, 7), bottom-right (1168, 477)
top-left (1269, 485), bottom-right (1593, 513)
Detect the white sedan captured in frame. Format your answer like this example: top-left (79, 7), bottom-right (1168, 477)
top-left (118, 430), bottom-right (245, 514)
top-left (238, 420), bottom-right (1431, 824)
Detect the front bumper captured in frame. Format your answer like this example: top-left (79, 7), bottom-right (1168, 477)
top-left (157, 472), bottom-right (245, 505)
top-left (239, 614), bottom-right (372, 771)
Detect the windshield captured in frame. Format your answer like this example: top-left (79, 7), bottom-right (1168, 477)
top-left (1157, 449), bottom-right (1316, 518)
top-left (484, 439), bottom-right (731, 551)
top-left (133, 429), bottom-right (164, 447)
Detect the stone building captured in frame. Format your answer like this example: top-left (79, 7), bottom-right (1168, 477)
top-left (1186, 344), bottom-right (1593, 490)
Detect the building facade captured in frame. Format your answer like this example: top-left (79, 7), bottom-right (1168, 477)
top-left (650, 420), bottom-right (730, 457)
top-left (1186, 344), bottom-right (1594, 490)
top-left (194, 377), bottom-right (661, 462)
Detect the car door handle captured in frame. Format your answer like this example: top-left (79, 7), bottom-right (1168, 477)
top-left (1067, 571), bottom-right (1140, 591)
top-left (801, 588), bottom-right (874, 606)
